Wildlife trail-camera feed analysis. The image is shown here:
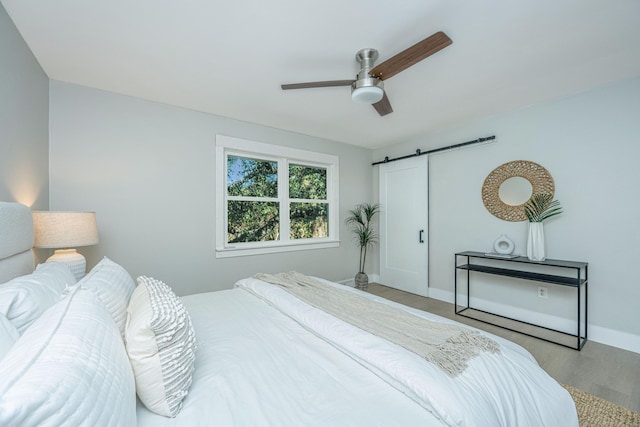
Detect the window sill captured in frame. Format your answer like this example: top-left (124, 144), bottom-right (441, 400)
top-left (215, 239), bottom-right (340, 259)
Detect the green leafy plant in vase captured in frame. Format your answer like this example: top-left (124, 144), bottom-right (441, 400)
top-left (345, 203), bottom-right (380, 291)
top-left (523, 194), bottom-right (562, 261)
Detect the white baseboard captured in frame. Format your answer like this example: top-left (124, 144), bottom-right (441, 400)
top-left (589, 325), bottom-right (640, 354)
top-left (337, 278), bottom-right (354, 287)
top-left (428, 288), bottom-right (640, 354)
top-left (337, 274), bottom-right (380, 288)
top-left (427, 287), bottom-right (453, 303)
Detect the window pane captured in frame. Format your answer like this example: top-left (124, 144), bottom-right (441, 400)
top-left (289, 164), bottom-right (326, 200)
top-left (227, 155), bottom-right (277, 198)
top-left (290, 202), bottom-right (328, 239)
top-left (228, 201), bottom-right (279, 243)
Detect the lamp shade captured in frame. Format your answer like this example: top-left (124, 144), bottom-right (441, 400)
top-left (32, 211), bottom-right (99, 249)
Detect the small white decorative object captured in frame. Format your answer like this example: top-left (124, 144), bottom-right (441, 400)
top-left (493, 234), bottom-right (515, 255)
top-left (527, 222), bottom-right (546, 261)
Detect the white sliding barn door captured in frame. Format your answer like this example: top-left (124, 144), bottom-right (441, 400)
top-left (378, 155), bottom-right (428, 297)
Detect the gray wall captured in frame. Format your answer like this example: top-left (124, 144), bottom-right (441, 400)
top-left (0, 3), bottom-right (49, 210)
top-left (374, 76), bottom-right (640, 352)
top-left (6, 0), bottom-right (637, 351)
top-left (49, 81), bottom-right (374, 296)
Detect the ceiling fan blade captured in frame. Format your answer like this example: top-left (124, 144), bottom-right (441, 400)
top-left (281, 80), bottom-right (354, 90)
top-left (370, 31), bottom-right (452, 81)
top-left (372, 92), bottom-right (393, 116)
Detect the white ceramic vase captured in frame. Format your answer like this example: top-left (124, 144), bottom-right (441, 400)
top-left (494, 234), bottom-right (515, 255)
top-left (527, 222), bottom-right (546, 261)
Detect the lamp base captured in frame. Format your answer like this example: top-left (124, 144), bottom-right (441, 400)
top-left (46, 249), bottom-right (86, 281)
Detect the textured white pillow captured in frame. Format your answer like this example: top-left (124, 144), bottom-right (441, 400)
top-left (0, 262), bottom-right (76, 333)
top-left (0, 288), bottom-right (137, 427)
top-left (126, 276), bottom-right (196, 418)
top-left (0, 314), bottom-right (19, 361)
top-left (79, 257), bottom-right (135, 336)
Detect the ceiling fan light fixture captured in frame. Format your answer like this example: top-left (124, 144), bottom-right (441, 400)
top-left (351, 77), bottom-right (384, 104)
top-left (281, 32), bottom-right (452, 116)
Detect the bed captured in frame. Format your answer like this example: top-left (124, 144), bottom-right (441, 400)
top-left (0, 201), bottom-right (579, 426)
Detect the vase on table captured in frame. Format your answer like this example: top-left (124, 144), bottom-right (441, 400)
top-left (527, 222), bottom-right (545, 261)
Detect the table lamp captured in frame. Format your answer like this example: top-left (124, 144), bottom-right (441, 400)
top-left (32, 211), bottom-right (99, 280)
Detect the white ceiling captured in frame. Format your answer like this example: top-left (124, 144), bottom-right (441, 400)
top-left (3, 0), bottom-right (640, 149)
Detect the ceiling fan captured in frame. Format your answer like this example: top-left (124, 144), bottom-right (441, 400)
top-left (281, 31), bottom-right (452, 116)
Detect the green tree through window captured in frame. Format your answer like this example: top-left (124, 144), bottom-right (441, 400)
top-left (227, 156), bottom-right (279, 243)
top-left (227, 156), bottom-right (277, 198)
top-left (216, 135), bottom-right (339, 258)
top-left (226, 157), bottom-right (328, 243)
top-left (289, 164), bottom-right (328, 239)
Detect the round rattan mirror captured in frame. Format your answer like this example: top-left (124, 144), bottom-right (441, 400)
top-left (482, 160), bottom-right (555, 222)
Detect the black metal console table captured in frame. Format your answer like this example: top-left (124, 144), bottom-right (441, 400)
top-left (455, 251), bottom-right (588, 350)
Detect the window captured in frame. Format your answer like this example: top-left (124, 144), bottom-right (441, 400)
top-left (216, 135), bottom-right (339, 258)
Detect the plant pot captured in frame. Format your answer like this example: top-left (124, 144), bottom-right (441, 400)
top-left (354, 272), bottom-right (369, 291)
top-left (527, 222), bottom-right (546, 261)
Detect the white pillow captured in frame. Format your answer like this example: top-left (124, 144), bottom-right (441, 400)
top-left (126, 276), bottom-right (196, 418)
top-left (79, 257), bottom-right (135, 336)
top-left (0, 262), bottom-right (76, 333)
top-left (0, 288), bottom-right (137, 427)
top-left (0, 314), bottom-right (19, 361)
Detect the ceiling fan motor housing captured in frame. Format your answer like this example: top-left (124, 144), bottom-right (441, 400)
top-left (352, 48), bottom-right (384, 103)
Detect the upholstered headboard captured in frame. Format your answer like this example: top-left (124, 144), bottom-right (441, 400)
top-left (0, 202), bottom-right (35, 283)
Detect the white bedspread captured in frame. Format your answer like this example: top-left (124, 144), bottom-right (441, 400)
top-left (137, 288), bottom-right (444, 427)
top-left (137, 279), bottom-right (578, 427)
top-left (236, 277), bottom-right (578, 427)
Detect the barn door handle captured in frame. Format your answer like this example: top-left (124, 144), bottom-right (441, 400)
top-left (419, 229), bottom-right (424, 243)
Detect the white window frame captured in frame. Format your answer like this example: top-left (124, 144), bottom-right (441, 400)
top-left (215, 135), bottom-right (339, 258)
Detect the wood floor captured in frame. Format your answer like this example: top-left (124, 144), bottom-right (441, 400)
top-left (366, 283), bottom-right (640, 413)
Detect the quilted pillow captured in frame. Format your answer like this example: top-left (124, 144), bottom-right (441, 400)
top-left (0, 314), bottom-right (19, 361)
top-left (79, 257), bottom-right (135, 336)
top-left (0, 262), bottom-right (76, 333)
top-left (0, 288), bottom-right (137, 426)
top-left (125, 276), bottom-right (196, 417)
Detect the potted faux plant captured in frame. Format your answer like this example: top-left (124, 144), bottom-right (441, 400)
top-left (523, 193), bottom-right (562, 261)
top-left (345, 203), bottom-right (380, 291)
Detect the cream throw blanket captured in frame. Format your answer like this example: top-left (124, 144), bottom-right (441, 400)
top-left (254, 272), bottom-right (500, 377)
